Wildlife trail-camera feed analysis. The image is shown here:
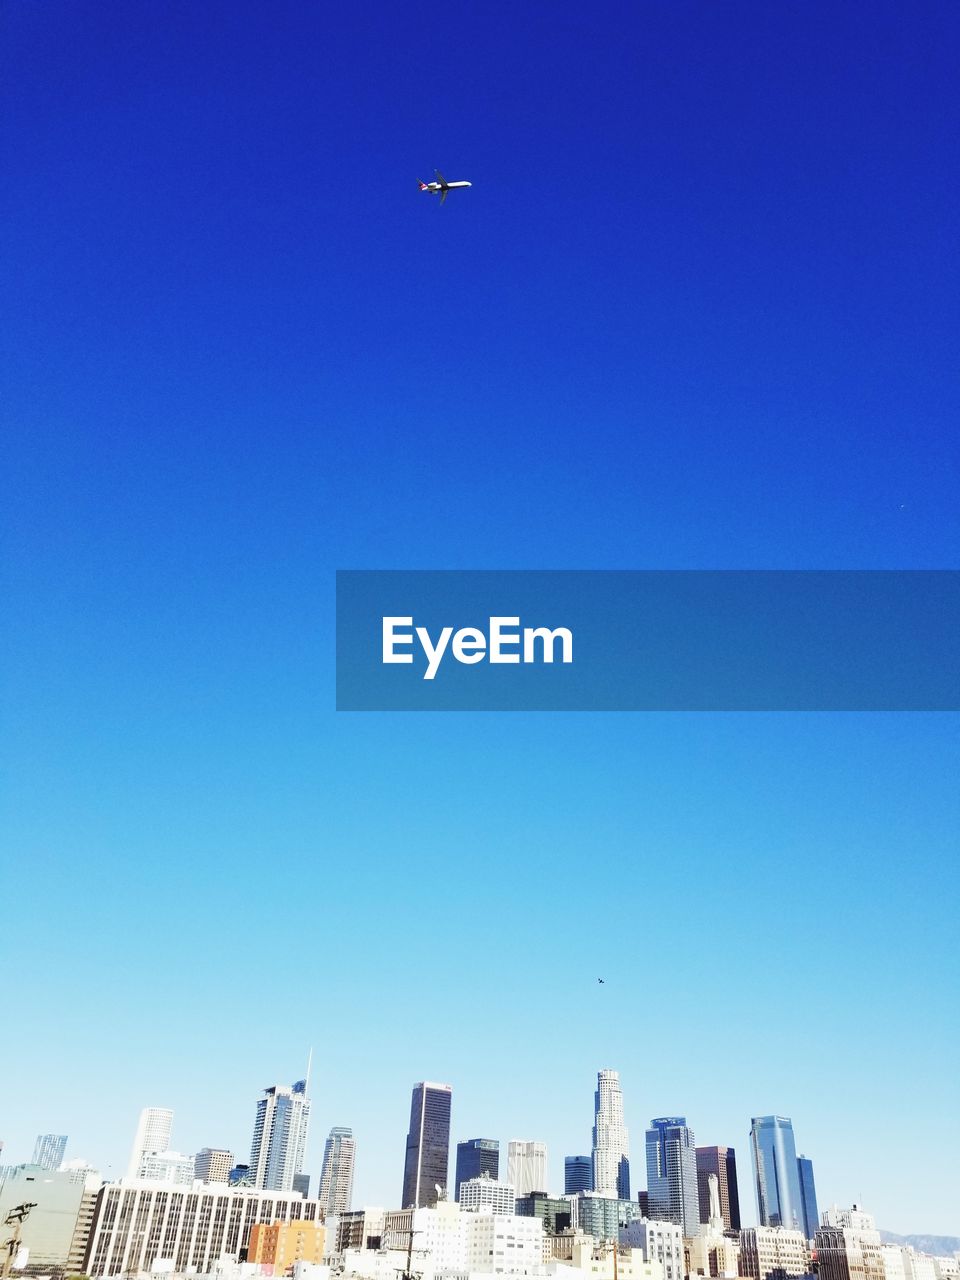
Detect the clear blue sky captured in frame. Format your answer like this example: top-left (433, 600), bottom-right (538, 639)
top-left (2, 0), bottom-right (958, 1236)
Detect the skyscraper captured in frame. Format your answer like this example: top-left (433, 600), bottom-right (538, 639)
top-left (507, 1141), bottom-right (548, 1195)
top-left (749, 1116), bottom-right (804, 1231)
top-left (592, 1069), bottom-right (630, 1200)
top-left (646, 1117), bottom-right (699, 1235)
top-left (455, 1139), bottom-right (499, 1200)
top-left (318, 1126), bottom-right (356, 1215)
top-left (250, 1077), bottom-right (311, 1192)
top-left (564, 1155), bottom-right (593, 1195)
top-left (696, 1146), bottom-right (741, 1231)
top-left (127, 1108), bottom-right (174, 1179)
top-left (797, 1156), bottom-right (818, 1241)
top-left (33, 1134), bottom-right (67, 1171)
top-left (401, 1081), bottom-right (452, 1208)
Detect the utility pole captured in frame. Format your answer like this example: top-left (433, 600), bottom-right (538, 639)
top-left (2, 1202), bottom-right (37, 1280)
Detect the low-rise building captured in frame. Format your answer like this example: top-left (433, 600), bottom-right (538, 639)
top-left (738, 1226), bottom-right (812, 1280)
top-left (248, 1220), bottom-right (326, 1270)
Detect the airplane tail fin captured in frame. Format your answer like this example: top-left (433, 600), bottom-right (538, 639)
top-left (418, 180), bottom-right (428, 190)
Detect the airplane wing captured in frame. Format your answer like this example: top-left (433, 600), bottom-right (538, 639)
top-left (435, 170), bottom-right (448, 188)
top-left (439, 188), bottom-right (448, 205)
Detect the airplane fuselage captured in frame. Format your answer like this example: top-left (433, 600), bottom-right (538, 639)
top-left (421, 180), bottom-right (472, 194)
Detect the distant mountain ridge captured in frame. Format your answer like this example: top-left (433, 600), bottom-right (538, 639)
top-left (879, 1231), bottom-right (960, 1256)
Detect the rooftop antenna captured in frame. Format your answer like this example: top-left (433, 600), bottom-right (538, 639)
top-left (305, 1047), bottom-right (314, 1096)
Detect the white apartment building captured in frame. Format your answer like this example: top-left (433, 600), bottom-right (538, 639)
top-left (461, 1174), bottom-right (517, 1216)
top-left (250, 1079), bottom-right (311, 1192)
top-left (463, 1210), bottom-right (544, 1274)
top-left (620, 1220), bottom-right (685, 1280)
top-left (137, 1150), bottom-right (195, 1184)
top-left (509, 1142), bottom-right (549, 1196)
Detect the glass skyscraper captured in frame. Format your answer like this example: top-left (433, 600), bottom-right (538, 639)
top-left (318, 1126), bottom-right (356, 1215)
top-left (32, 1134), bottom-right (67, 1171)
top-left (749, 1115), bottom-right (804, 1230)
top-left (797, 1155), bottom-right (819, 1240)
top-left (455, 1138), bottom-right (499, 1199)
top-left (401, 1081), bottom-right (452, 1208)
top-left (646, 1117), bottom-right (700, 1235)
top-left (565, 1155), bottom-right (593, 1195)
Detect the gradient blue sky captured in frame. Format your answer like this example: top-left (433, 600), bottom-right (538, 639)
top-left (2, 0), bottom-right (958, 1236)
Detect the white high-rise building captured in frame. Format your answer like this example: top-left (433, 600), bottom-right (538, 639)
top-left (127, 1108), bottom-right (174, 1179)
top-left (250, 1076), bottom-right (311, 1191)
top-left (137, 1151), bottom-right (195, 1185)
top-left (459, 1173), bottom-right (516, 1215)
top-left (318, 1126), bottom-right (356, 1215)
top-left (32, 1134), bottom-right (67, 1170)
top-left (507, 1140), bottom-right (547, 1195)
top-left (461, 1209), bottom-right (543, 1272)
top-left (620, 1219), bottom-right (685, 1280)
top-left (593, 1069), bottom-right (630, 1199)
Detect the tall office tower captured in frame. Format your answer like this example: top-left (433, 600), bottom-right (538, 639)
top-left (250, 1077), bottom-right (311, 1192)
top-left (797, 1156), bottom-right (818, 1241)
top-left (508, 1141), bottom-right (548, 1195)
top-left (749, 1116), bottom-right (804, 1231)
top-left (33, 1134), bottom-right (68, 1170)
top-left (645, 1117), bottom-right (699, 1235)
top-left (318, 1126), bottom-right (356, 1215)
top-left (696, 1146), bottom-right (741, 1231)
top-left (455, 1139), bottom-right (499, 1199)
top-left (401, 1082), bottom-right (452, 1208)
top-left (127, 1108), bottom-right (174, 1179)
top-left (592, 1070), bottom-right (630, 1199)
top-left (564, 1155), bottom-right (593, 1195)
top-left (194, 1148), bottom-right (234, 1184)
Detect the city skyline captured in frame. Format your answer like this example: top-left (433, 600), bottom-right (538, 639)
top-left (1, 1066), bottom-right (941, 1239)
top-left (3, 0), bottom-right (957, 1244)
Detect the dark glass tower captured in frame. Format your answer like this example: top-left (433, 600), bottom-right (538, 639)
top-left (565, 1155), bottom-right (593, 1195)
top-left (646, 1117), bottom-right (699, 1235)
top-left (797, 1155), bottom-right (818, 1240)
top-left (696, 1145), bottom-right (741, 1231)
top-left (401, 1082), bottom-right (452, 1208)
top-left (749, 1116), bottom-right (804, 1230)
top-left (454, 1138), bottom-right (499, 1200)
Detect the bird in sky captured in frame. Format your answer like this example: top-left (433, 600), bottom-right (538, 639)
top-left (598, 977), bottom-right (605, 984)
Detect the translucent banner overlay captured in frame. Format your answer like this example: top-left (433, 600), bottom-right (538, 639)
top-left (336, 571), bottom-right (959, 711)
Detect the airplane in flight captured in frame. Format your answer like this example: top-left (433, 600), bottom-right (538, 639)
top-left (419, 170), bottom-right (472, 205)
